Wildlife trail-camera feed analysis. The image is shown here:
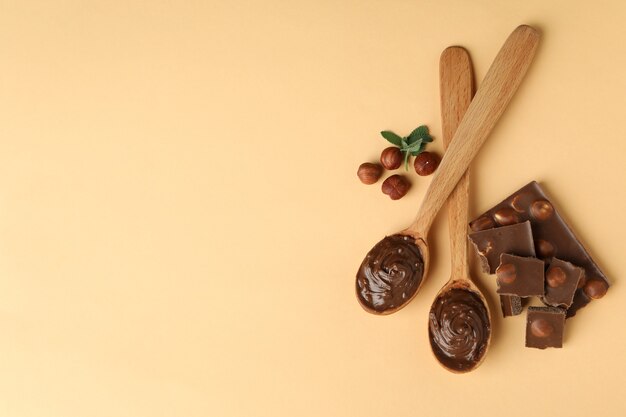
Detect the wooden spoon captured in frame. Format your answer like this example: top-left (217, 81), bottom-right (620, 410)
top-left (356, 25), bottom-right (540, 315)
top-left (427, 46), bottom-right (491, 373)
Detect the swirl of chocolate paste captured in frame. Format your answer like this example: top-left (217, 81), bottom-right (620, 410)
top-left (429, 288), bottom-right (490, 372)
top-left (356, 234), bottom-right (424, 312)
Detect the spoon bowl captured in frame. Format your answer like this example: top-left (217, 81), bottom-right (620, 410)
top-left (355, 232), bottom-right (428, 315)
top-left (356, 25), bottom-right (539, 315)
top-left (429, 281), bottom-right (491, 373)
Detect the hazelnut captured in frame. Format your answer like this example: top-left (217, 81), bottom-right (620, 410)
top-left (496, 263), bottom-right (517, 285)
top-left (546, 267), bottom-right (566, 288)
top-left (583, 279), bottom-right (608, 299)
top-left (493, 207), bottom-right (520, 226)
top-left (357, 162), bottom-right (383, 184)
top-left (413, 152), bottom-right (440, 176)
top-left (530, 318), bottom-right (554, 338)
top-left (380, 147), bottom-right (403, 170)
top-left (530, 199), bottom-right (554, 221)
top-left (470, 216), bottom-right (496, 232)
top-left (535, 239), bottom-right (555, 259)
top-left (381, 174), bottom-right (411, 200)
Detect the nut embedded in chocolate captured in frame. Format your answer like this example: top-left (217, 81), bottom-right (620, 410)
top-left (511, 194), bottom-right (531, 213)
top-left (530, 199), bottom-right (554, 221)
top-left (493, 207), bottom-right (520, 226)
top-left (530, 318), bottom-right (554, 338)
top-left (583, 279), bottom-right (608, 299)
top-left (543, 258), bottom-right (583, 308)
top-left (470, 216), bottom-right (496, 232)
top-left (525, 306), bottom-right (566, 349)
top-left (535, 239), bottom-right (555, 259)
top-left (495, 253), bottom-right (544, 297)
top-left (546, 266), bottom-right (567, 288)
top-left (496, 263), bottom-right (517, 284)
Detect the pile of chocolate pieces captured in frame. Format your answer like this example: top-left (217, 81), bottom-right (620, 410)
top-left (468, 181), bottom-right (609, 349)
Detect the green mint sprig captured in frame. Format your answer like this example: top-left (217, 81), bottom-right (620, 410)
top-left (380, 125), bottom-right (433, 170)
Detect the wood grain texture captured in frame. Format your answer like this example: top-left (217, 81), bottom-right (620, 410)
top-left (440, 46), bottom-right (474, 280)
top-left (431, 46), bottom-right (492, 374)
top-left (408, 25), bottom-right (540, 237)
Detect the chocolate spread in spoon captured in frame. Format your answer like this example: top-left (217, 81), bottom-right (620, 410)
top-left (428, 288), bottom-right (490, 371)
top-left (356, 234), bottom-right (424, 312)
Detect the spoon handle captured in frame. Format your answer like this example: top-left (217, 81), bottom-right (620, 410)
top-left (440, 47), bottom-right (474, 279)
top-left (410, 25), bottom-right (539, 236)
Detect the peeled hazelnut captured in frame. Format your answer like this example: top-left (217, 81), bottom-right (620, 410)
top-left (470, 216), bottom-right (496, 232)
top-left (357, 162), bottom-right (383, 184)
top-left (493, 207), bottom-right (520, 226)
top-left (546, 267), bottom-right (566, 288)
top-left (583, 279), bottom-right (608, 299)
top-left (530, 199), bottom-right (554, 221)
top-left (496, 263), bottom-right (517, 285)
top-left (530, 318), bottom-right (554, 338)
top-left (535, 239), bottom-right (555, 259)
top-left (381, 174), bottom-right (411, 200)
top-left (380, 147), bottom-right (403, 170)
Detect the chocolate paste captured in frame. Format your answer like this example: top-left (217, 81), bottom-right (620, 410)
top-left (429, 288), bottom-right (490, 372)
top-left (356, 234), bottom-right (424, 312)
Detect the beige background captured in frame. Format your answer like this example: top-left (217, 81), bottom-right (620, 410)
top-left (1, 1), bottom-right (625, 416)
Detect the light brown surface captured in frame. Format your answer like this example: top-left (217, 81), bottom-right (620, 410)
top-left (1, 1), bottom-right (626, 416)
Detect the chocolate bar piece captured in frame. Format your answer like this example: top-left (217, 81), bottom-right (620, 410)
top-left (500, 294), bottom-right (522, 317)
top-left (470, 181), bottom-right (609, 317)
top-left (496, 253), bottom-right (544, 297)
top-left (525, 306), bottom-right (566, 349)
top-left (543, 258), bottom-right (584, 308)
top-left (468, 221), bottom-right (535, 274)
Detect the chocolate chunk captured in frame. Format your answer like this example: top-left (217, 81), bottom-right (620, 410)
top-left (468, 221), bottom-right (535, 274)
top-left (542, 258), bottom-right (584, 308)
top-left (500, 294), bottom-right (522, 317)
top-left (525, 306), bottom-right (566, 349)
top-left (496, 254), bottom-right (544, 297)
top-left (469, 181), bottom-right (609, 317)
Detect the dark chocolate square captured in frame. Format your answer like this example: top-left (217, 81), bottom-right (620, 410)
top-left (496, 253), bottom-right (544, 297)
top-left (543, 258), bottom-right (584, 308)
top-left (468, 221), bottom-right (535, 274)
top-left (525, 306), bottom-right (566, 349)
top-left (469, 181), bottom-right (609, 317)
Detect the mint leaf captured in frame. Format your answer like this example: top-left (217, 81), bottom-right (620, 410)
top-left (408, 125), bottom-right (429, 140)
top-left (410, 142), bottom-right (426, 156)
top-left (406, 135), bottom-right (420, 145)
top-left (404, 139), bottom-right (422, 152)
top-left (403, 150), bottom-right (411, 171)
top-left (381, 131), bottom-right (402, 147)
